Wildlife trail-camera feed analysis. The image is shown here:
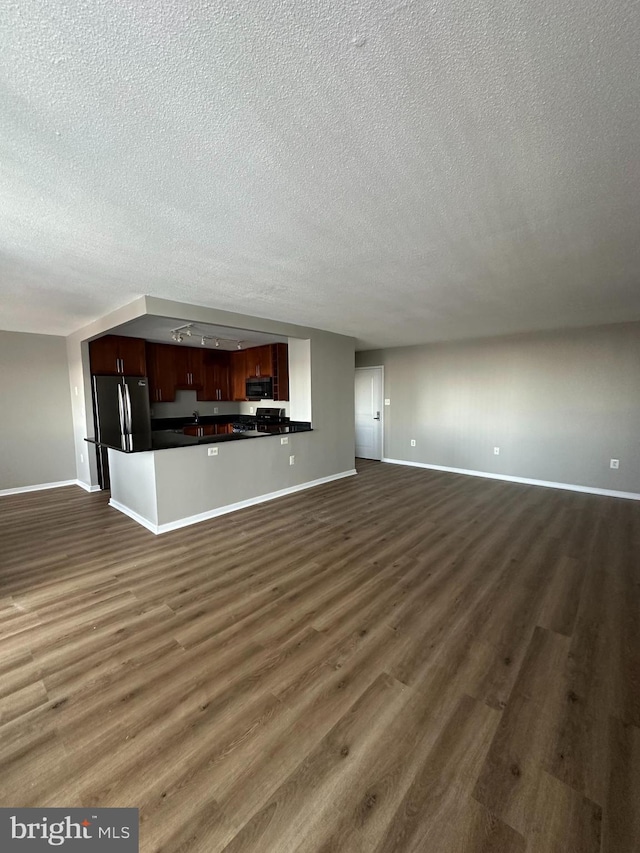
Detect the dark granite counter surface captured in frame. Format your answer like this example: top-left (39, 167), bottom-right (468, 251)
top-left (85, 422), bottom-right (312, 453)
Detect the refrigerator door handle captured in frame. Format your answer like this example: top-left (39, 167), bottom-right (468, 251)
top-left (117, 384), bottom-right (127, 450)
top-left (124, 384), bottom-right (133, 435)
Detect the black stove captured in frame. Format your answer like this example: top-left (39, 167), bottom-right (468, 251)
top-left (231, 407), bottom-right (287, 433)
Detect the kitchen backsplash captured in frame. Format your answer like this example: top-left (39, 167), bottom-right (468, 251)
top-left (150, 390), bottom-right (289, 419)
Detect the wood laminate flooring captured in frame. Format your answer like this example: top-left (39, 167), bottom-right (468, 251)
top-left (0, 459), bottom-right (638, 852)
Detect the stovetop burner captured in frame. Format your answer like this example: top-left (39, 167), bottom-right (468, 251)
top-left (232, 407), bottom-right (287, 433)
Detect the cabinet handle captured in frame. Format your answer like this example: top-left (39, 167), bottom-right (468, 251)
top-left (159, 389), bottom-right (162, 401)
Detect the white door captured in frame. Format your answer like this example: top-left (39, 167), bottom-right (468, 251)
top-left (355, 367), bottom-right (383, 460)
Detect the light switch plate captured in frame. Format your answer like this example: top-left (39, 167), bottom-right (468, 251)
top-left (384, 398), bottom-right (391, 406)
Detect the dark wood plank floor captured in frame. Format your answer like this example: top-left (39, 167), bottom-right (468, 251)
top-left (1, 459), bottom-right (638, 852)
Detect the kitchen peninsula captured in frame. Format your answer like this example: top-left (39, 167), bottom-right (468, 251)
top-left (82, 311), bottom-right (355, 535)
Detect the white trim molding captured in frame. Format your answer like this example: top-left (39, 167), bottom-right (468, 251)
top-left (382, 458), bottom-right (640, 502)
top-left (0, 479), bottom-right (78, 497)
top-left (76, 479), bottom-right (102, 493)
top-left (109, 499), bottom-right (158, 533)
top-left (109, 469), bottom-right (358, 535)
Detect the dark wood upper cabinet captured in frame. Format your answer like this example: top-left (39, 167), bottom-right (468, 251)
top-left (89, 335), bottom-right (146, 376)
top-left (199, 351), bottom-right (230, 402)
top-left (246, 345), bottom-right (273, 378)
top-left (174, 347), bottom-right (203, 389)
top-left (94, 338), bottom-right (289, 405)
top-left (230, 350), bottom-right (248, 401)
top-left (117, 337), bottom-right (147, 376)
top-left (228, 344), bottom-right (289, 401)
top-left (272, 343), bottom-right (289, 401)
top-left (146, 343), bottom-right (177, 403)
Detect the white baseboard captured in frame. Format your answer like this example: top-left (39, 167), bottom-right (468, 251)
top-left (109, 469), bottom-right (358, 535)
top-left (108, 499), bottom-right (159, 533)
top-left (382, 458), bottom-right (640, 502)
top-left (76, 480), bottom-right (102, 493)
top-left (0, 479), bottom-right (78, 497)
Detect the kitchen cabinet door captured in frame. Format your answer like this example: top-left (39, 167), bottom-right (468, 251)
top-left (175, 347), bottom-right (203, 389)
top-left (146, 343), bottom-right (177, 403)
top-left (118, 337), bottom-right (147, 376)
top-left (272, 343), bottom-right (289, 401)
top-left (246, 345), bottom-right (273, 378)
top-left (183, 424), bottom-right (222, 437)
top-left (90, 335), bottom-right (146, 376)
top-left (89, 336), bottom-right (122, 375)
top-left (187, 348), bottom-right (204, 387)
top-left (230, 350), bottom-right (248, 401)
top-left (199, 351), bottom-right (230, 401)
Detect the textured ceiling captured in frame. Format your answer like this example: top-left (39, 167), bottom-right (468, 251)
top-left (1, 0), bottom-right (639, 349)
top-left (113, 315), bottom-right (288, 350)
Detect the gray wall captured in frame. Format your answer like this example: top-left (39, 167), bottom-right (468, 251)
top-left (109, 448), bottom-right (158, 525)
top-left (356, 322), bottom-right (640, 494)
top-left (0, 331), bottom-right (76, 490)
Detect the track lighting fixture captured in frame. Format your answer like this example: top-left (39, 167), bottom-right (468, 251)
top-left (169, 323), bottom-right (244, 350)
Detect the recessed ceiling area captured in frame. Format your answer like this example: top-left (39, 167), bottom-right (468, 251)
top-left (110, 316), bottom-right (288, 351)
top-left (1, 1), bottom-right (639, 348)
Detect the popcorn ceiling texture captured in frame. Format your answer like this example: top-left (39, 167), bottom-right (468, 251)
top-left (1, 0), bottom-right (639, 347)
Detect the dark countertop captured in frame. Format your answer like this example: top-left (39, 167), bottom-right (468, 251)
top-left (150, 414), bottom-right (244, 430)
top-left (86, 422), bottom-right (312, 453)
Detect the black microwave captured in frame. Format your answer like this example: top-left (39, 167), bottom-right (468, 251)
top-left (246, 377), bottom-right (273, 400)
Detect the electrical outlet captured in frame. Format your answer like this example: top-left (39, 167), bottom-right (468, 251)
top-left (281, 436), bottom-right (289, 445)
top-left (213, 407), bottom-right (218, 414)
top-left (610, 458), bottom-right (619, 469)
top-left (208, 447), bottom-right (218, 457)
top-left (289, 455), bottom-right (295, 465)
top-left (384, 398), bottom-right (391, 406)
top-left (249, 406), bottom-right (254, 414)
top-left (494, 447), bottom-right (500, 455)
top-left (410, 439), bottom-right (416, 447)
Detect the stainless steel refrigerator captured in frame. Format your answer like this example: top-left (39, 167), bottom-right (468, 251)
top-left (92, 375), bottom-right (152, 455)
